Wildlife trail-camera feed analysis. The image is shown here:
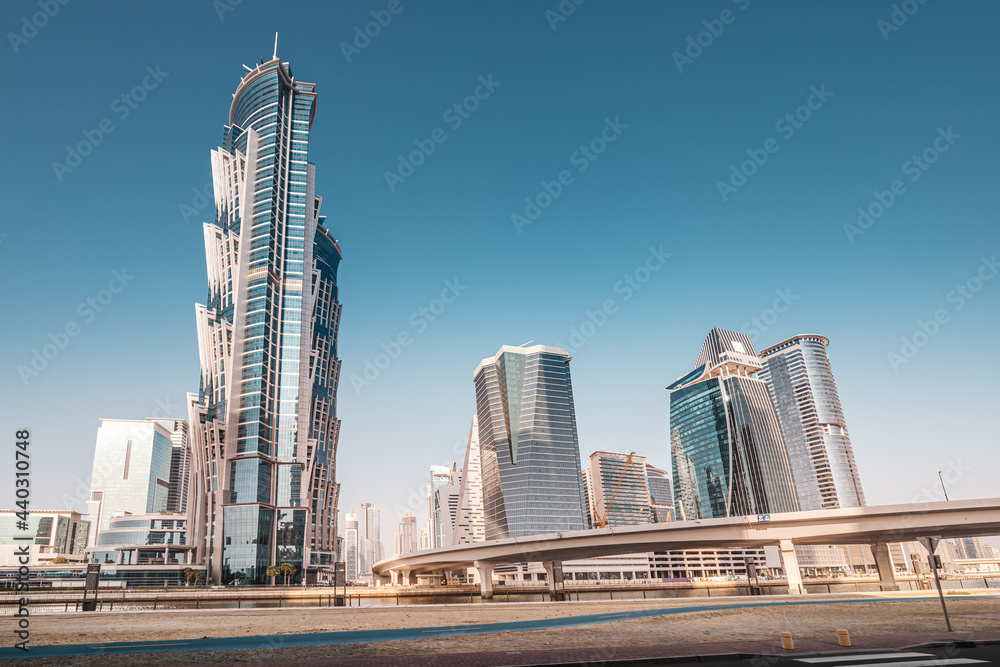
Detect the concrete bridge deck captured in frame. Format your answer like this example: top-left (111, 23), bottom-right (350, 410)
top-left (373, 498), bottom-right (1000, 598)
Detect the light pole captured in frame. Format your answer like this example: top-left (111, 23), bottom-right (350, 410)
top-left (938, 471), bottom-right (950, 501)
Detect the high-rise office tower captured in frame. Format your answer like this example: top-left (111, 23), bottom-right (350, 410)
top-left (344, 513), bottom-right (358, 581)
top-left (588, 451), bottom-right (653, 527)
top-left (668, 328), bottom-right (799, 520)
top-left (357, 503), bottom-right (383, 578)
top-left (758, 334), bottom-right (865, 510)
top-left (645, 464), bottom-right (674, 522)
top-left (153, 419), bottom-right (191, 513)
top-left (474, 344), bottom-right (588, 540)
top-left (186, 52), bottom-right (343, 585)
top-left (360, 503), bottom-right (380, 544)
top-left (85, 419), bottom-right (174, 546)
top-left (453, 417), bottom-right (486, 545)
top-left (418, 523), bottom-right (430, 551)
top-left (951, 536), bottom-right (986, 560)
top-left (435, 463), bottom-right (462, 547)
top-left (428, 465), bottom-right (451, 548)
top-left (581, 468), bottom-right (596, 528)
top-left (398, 514), bottom-right (418, 555)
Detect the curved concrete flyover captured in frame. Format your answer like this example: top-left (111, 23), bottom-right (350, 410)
top-left (373, 498), bottom-right (1000, 597)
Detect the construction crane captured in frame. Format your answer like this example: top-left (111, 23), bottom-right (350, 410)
top-left (595, 452), bottom-right (651, 528)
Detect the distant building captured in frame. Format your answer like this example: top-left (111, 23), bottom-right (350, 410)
top-left (649, 547), bottom-right (769, 579)
top-left (344, 513), bottom-right (358, 581)
top-left (361, 539), bottom-right (383, 578)
top-left (588, 451), bottom-right (653, 527)
top-left (398, 514), bottom-right (418, 555)
top-left (87, 514), bottom-right (191, 566)
top-left (668, 328), bottom-right (799, 520)
top-left (581, 468), bottom-right (597, 528)
top-left (429, 465), bottom-right (452, 548)
top-left (453, 417), bottom-right (485, 545)
top-left (154, 419), bottom-right (191, 513)
top-left (357, 504), bottom-right (383, 580)
top-left (434, 464), bottom-right (462, 548)
top-left (0, 510), bottom-right (89, 567)
top-left (645, 465), bottom-right (674, 522)
top-left (418, 523), bottom-right (430, 551)
top-left (758, 334), bottom-right (865, 510)
top-left (85, 419), bottom-right (174, 547)
top-left (474, 344), bottom-right (588, 540)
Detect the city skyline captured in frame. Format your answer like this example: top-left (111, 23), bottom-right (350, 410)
top-left (3, 3), bottom-right (999, 555)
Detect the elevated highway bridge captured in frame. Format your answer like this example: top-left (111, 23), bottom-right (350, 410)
top-left (373, 498), bottom-right (1000, 598)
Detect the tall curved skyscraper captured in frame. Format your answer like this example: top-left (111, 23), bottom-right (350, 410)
top-left (668, 328), bottom-right (799, 520)
top-left (186, 52), bottom-right (342, 585)
top-left (758, 334), bottom-right (865, 510)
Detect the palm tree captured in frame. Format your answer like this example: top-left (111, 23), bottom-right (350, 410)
top-left (266, 565), bottom-right (281, 586)
top-left (280, 562), bottom-right (297, 586)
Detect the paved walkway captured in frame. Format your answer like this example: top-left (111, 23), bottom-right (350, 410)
top-left (181, 630), bottom-right (1000, 666)
top-left (2, 595), bottom-right (996, 662)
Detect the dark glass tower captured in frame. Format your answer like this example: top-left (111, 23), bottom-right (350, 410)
top-left (474, 344), bottom-right (588, 540)
top-left (668, 329), bottom-right (799, 520)
top-left (187, 53), bottom-right (342, 585)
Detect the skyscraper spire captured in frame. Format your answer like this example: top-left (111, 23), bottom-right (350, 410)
top-left (273, 32), bottom-right (278, 60)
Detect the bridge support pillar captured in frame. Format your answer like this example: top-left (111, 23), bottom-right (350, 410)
top-left (400, 570), bottom-right (412, 586)
top-left (779, 540), bottom-right (804, 595)
top-left (870, 542), bottom-right (900, 591)
top-left (474, 561), bottom-right (494, 600)
top-left (543, 560), bottom-right (566, 601)
top-left (389, 570), bottom-right (400, 586)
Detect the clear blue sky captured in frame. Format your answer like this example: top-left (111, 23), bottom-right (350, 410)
top-left (2, 1), bottom-right (998, 547)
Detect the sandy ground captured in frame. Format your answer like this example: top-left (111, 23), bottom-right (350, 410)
top-left (9, 594), bottom-right (1000, 666)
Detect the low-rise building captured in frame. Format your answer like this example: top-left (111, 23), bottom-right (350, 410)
top-left (0, 510), bottom-right (89, 567)
top-left (86, 513), bottom-right (192, 566)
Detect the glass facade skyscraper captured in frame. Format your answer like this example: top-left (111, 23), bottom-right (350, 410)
top-left (187, 53), bottom-right (343, 585)
top-left (429, 465), bottom-right (451, 548)
top-left (154, 419), bottom-right (190, 513)
top-left (668, 328), bottom-right (799, 520)
top-left (85, 419), bottom-right (174, 546)
top-left (758, 334), bottom-right (865, 510)
top-left (474, 344), bottom-right (588, 540)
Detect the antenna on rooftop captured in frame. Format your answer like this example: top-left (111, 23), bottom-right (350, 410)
top-left (273, 32), bottom-right (278, 60)
top-left (520, 341), bottom-right (535, 347)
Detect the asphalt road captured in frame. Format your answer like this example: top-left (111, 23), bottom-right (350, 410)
top-left (664, 645), bottom-right (1000, 667)
top-left (0, 594), bottom-right (996, 661)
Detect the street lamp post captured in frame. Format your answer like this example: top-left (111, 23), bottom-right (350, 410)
top-left (938, 471), bottom-right (950, 501)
